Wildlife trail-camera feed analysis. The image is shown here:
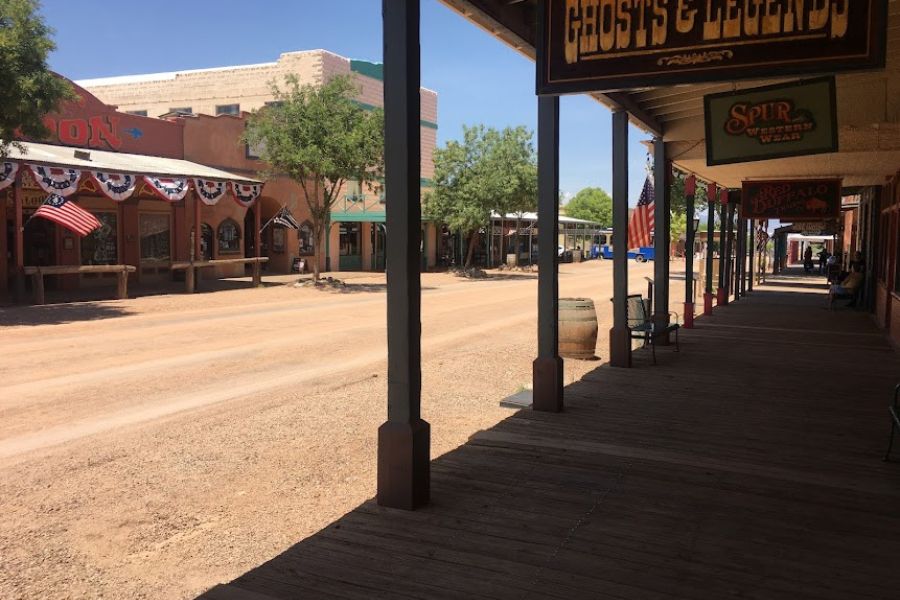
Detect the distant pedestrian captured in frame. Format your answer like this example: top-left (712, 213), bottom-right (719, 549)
top-left (803, 246), bottom-right (814, 273)
top-left (817, 247), bottom-right (829, 274)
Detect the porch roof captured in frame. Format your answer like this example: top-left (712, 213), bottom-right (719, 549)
top-left (4, 140), bottom-right (261, 183)
top-left (439, 0), bottom-right (900, 188)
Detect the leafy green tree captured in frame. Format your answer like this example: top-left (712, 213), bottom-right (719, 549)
top-left (425, 125), bottom-right (537, 268)
top-left (0, 0), bottom-right (74, 157)
top-left (244, 75), bottom-right (383, 281)
top-left (565, 187), bottom-right (612, 227)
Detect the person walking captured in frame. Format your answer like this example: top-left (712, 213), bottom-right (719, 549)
top-left (804, 245), bottom-right (814, 273)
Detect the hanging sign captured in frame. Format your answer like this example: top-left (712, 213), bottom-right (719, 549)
top-left (741, 179), bottom-right (842, 221)
top-left (194, 178), bottom-right (228, 206)
top-left (704, 78), bottom-right (838, 166)
top-left (28, 164), bottom-right (81, 197)
top-left (537, 0), bottom-right (887, 94)
top-left (0, 161), bottom-right (19, 191)
top-left (231, 181), bottom-right (263, 207)
top-left (91, 171), bottom-right (137, 201)
top-left (144, 176), bottom-right (189, 202)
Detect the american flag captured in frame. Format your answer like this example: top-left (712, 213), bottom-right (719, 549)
top-left (34, 194), bottom-right (101, 237)
top-left (628, 176), bottom-right (655, 249)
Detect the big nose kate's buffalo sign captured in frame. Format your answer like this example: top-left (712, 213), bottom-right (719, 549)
top-left (741, 179), bottom-right (842, 221)
top-left (537, 0), bottom-right (887, 94)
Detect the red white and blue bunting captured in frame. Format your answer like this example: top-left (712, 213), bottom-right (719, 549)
top-left (143, 175), bottom-right (189, 202)
top-left (231, 181), bottom-right (263, 207)
top-left (29, 164), bottom-right (81, 197)
top-left (91, 171), bottom-right (137, 202)
top-left (194, 178), bottom-right (228, 206)
top-left (0, 161), bottom-right (19, 191)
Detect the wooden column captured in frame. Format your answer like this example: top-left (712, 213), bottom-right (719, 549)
top-left (716, 195), bottom-right (727, 305)
top-left (723, 201), bottom-right (734, 304)
top-left (378, 0), bottom-right (429, 511)
top-left (747, 219), bottom-right (756, 292)
top-left (683, 175), bottom-right (696, 328)
top-left (188, 191), bottom-right (201, 294)
top-left (703, 183), bottom-right (716, 316)
top-left (652, 139), bottom-right (670, 341)
top-left (14, 172), bottom-right (25, 302)
top-left (252, 203), bottom-right (262, 287)
top-left (532, 95), bottom-right (563, 412)
top-left (738, 217), bottom-right (747, 298)
top-left (610, 110), bottom-right (631, 368)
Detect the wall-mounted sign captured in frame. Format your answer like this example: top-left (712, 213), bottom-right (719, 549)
top-left (742, 179), bottom-right (842, 221)
top-left (704, 78), bottom-right (837, 166)
top-left (537, 0), bottom-right (887, 94)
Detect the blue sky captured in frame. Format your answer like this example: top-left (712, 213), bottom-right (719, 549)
top-left (41, 0), bottom-right (652, 205)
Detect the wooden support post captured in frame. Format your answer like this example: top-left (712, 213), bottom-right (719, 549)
top-left (253, 204), bottom-right (262, 287)
top-left (32, 270), bottom-right (44, 305)
top-left (532, 94), bottom-right (563, 412)
top-left (652, 140), bottom-right (670, 342)
top-left (703, 183), bottom-right (716, 316)
top-left (738, 217), bottom-right (747, 298)
top-left (116, 269), bottom-right (128, 300)
top-left (14, 174), bottom-right (25, 302)
top-left (683, 175), bottom-right (696, 328)
top-left (723, 201), bottom-right (734, 304)
top-left (378, 0), bottom-right (429, 511)
top-left (185, 262), bottom-right (195, 294)
top-left (747, 219), bottom-right (756, 292)
top-left (193, 192), bottom-right (201, 292)
top-left (610, 110), bottom-right (631, 368)
top-left (716, 197), bottom-right (727, 305)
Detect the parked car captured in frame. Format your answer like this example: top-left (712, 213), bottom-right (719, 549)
top-left (598, 245), bottom-right (655, 263)
top-left (557, 245), bottom-right (573, 263)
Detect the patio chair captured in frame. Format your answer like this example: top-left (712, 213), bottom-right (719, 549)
top-left (626, 293), bottom-right (680, 365)
top-left (884, 384), bottom-right (900, 462)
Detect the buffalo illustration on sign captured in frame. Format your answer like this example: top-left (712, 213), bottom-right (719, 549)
top-left (537, 0), bottom-right (887, 94)
top-left (704, 77), bottom-right (838, 166)
top-left (741, 179), bottom-right (841, 221)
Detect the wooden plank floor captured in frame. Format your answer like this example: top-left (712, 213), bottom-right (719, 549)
top-left (199, 272), bottom-right (900, 600)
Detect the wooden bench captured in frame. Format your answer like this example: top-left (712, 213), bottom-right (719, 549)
top-left (170, 257), bottom-right (270, 293)
top-left (24, 264), bottom-right (137, 305)
top-left (626, 293), bottom-right (680, 365)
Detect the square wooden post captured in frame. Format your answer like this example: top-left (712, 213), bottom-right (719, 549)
top-left (717, 195), bottom-right (728, 305)
top-left (652, 139), bottom-right (670, 342)
top-left (610, 110), bottom-right (631, 368)
top-left (253, 203), bottom-right (262, 287)
top-left (683, 175), bottom-right (696, 328)
top-left (14, 173), bottom-right (26, 302)
top-left (532, 95), bottom-right (563, 412)
top-left (748, 220), bottom-right (755, 293)
top-left (377, 0), bottom-right (429, 511)
top-left (703, 183), bottom-right (716, 316)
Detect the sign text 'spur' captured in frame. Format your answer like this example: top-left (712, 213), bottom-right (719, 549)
top-left (537, 0), bottom-right (887, 94)
top-left (741, 179), bottom-right (842, 221)
top-left (704, 77), bottom-right (838, 166)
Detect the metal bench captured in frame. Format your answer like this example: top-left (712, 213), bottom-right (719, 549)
top-left (626, 293), bottom-right (680, 365)
top-left (884, 384), bottom-right (900, 462)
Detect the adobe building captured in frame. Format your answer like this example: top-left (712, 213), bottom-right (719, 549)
top-left (79, 49), bottom-right (440, 273)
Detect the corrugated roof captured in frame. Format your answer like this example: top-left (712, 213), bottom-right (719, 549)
top-left (5, 141), bottom-right (261, 183)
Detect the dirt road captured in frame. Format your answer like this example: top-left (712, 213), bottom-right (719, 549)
top-left (0, 260), bottom-right (662, 599)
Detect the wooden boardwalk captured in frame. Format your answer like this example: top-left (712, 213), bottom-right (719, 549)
top-left (200, 273), bottom-right (900, 600)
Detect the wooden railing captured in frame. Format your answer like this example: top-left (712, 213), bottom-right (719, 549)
top-left (23, 264), bottom-right (137, 305)
top-left (170, 257), bottom-right (270, 293)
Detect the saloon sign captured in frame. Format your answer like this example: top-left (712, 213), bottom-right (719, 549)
top-left (741, 179), bottom-right (842, 221)
top-left (538, 0), bottom-right (887, 94)
top-left (704, 77), bottom-right (838, 166)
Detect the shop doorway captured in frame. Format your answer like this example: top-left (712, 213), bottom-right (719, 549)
top-left (24, 216), bottom-right (56, 267)
top-left (371, 223), bottom-right (386, 271)
top-left (339, 222), bottom-right (362, 271)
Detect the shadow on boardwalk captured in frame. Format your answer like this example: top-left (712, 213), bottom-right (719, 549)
top-left (199, 275), bottom-right (900, 600)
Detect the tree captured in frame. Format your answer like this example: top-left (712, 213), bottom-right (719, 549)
top-left (0, 0), bottom-right (74, 157)
top-left (565, 187), bottom-right (612, 227)
top-left (243, 75), bottom-right (383, 281)
top-left (424, 125), bottom-right (537, 268)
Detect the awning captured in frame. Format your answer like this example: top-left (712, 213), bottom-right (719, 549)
top-left (3, 140), bottom-right (261, 183)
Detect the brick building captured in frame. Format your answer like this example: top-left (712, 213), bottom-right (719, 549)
top-left (79, 50), bottom-right (440, 273)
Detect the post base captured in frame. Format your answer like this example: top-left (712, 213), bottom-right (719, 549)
top-left (703, 292), bottom-right (714, 316)
top-left (377, 419), bottom-right (430, 510)
top-left (609, 326), bottom-right (632, 368)
top-left (683, 302), bottom-right (695, 328)
top-left (652, 313), bottom-right (671, 345)
top-left (717, 287), bottom-right (727, 306)
top-left (532, 355), bottom-right (564, 413)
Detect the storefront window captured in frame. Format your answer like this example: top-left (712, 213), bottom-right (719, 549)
top-left (272, 226), bottom-right (285, 253)
top-left (298, 222), bottom-right (314, 255)
top-left (81, 212), bottom-right (117, 265)
top-left (340, 222), bottom-right (361, 256)
top-left (200, 223), bottom-right (214, 260)
top-left (139, 213), bottom-right (170, 261)
top-left (218, 219), bottom-right (241, 254)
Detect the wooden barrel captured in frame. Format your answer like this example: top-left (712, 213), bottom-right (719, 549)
top-left (558, 298), bottom-right (598, 359)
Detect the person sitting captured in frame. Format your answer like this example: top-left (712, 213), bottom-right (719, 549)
top-left (828, 264), bottom-right (864, 309)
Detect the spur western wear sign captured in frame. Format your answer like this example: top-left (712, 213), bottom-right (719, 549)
top-left (537, 0), bottom-right (887, 93)
top-left (704, 77), bottom-right (838, 166)
top-left (741, 179), bottom-right (841, 221)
